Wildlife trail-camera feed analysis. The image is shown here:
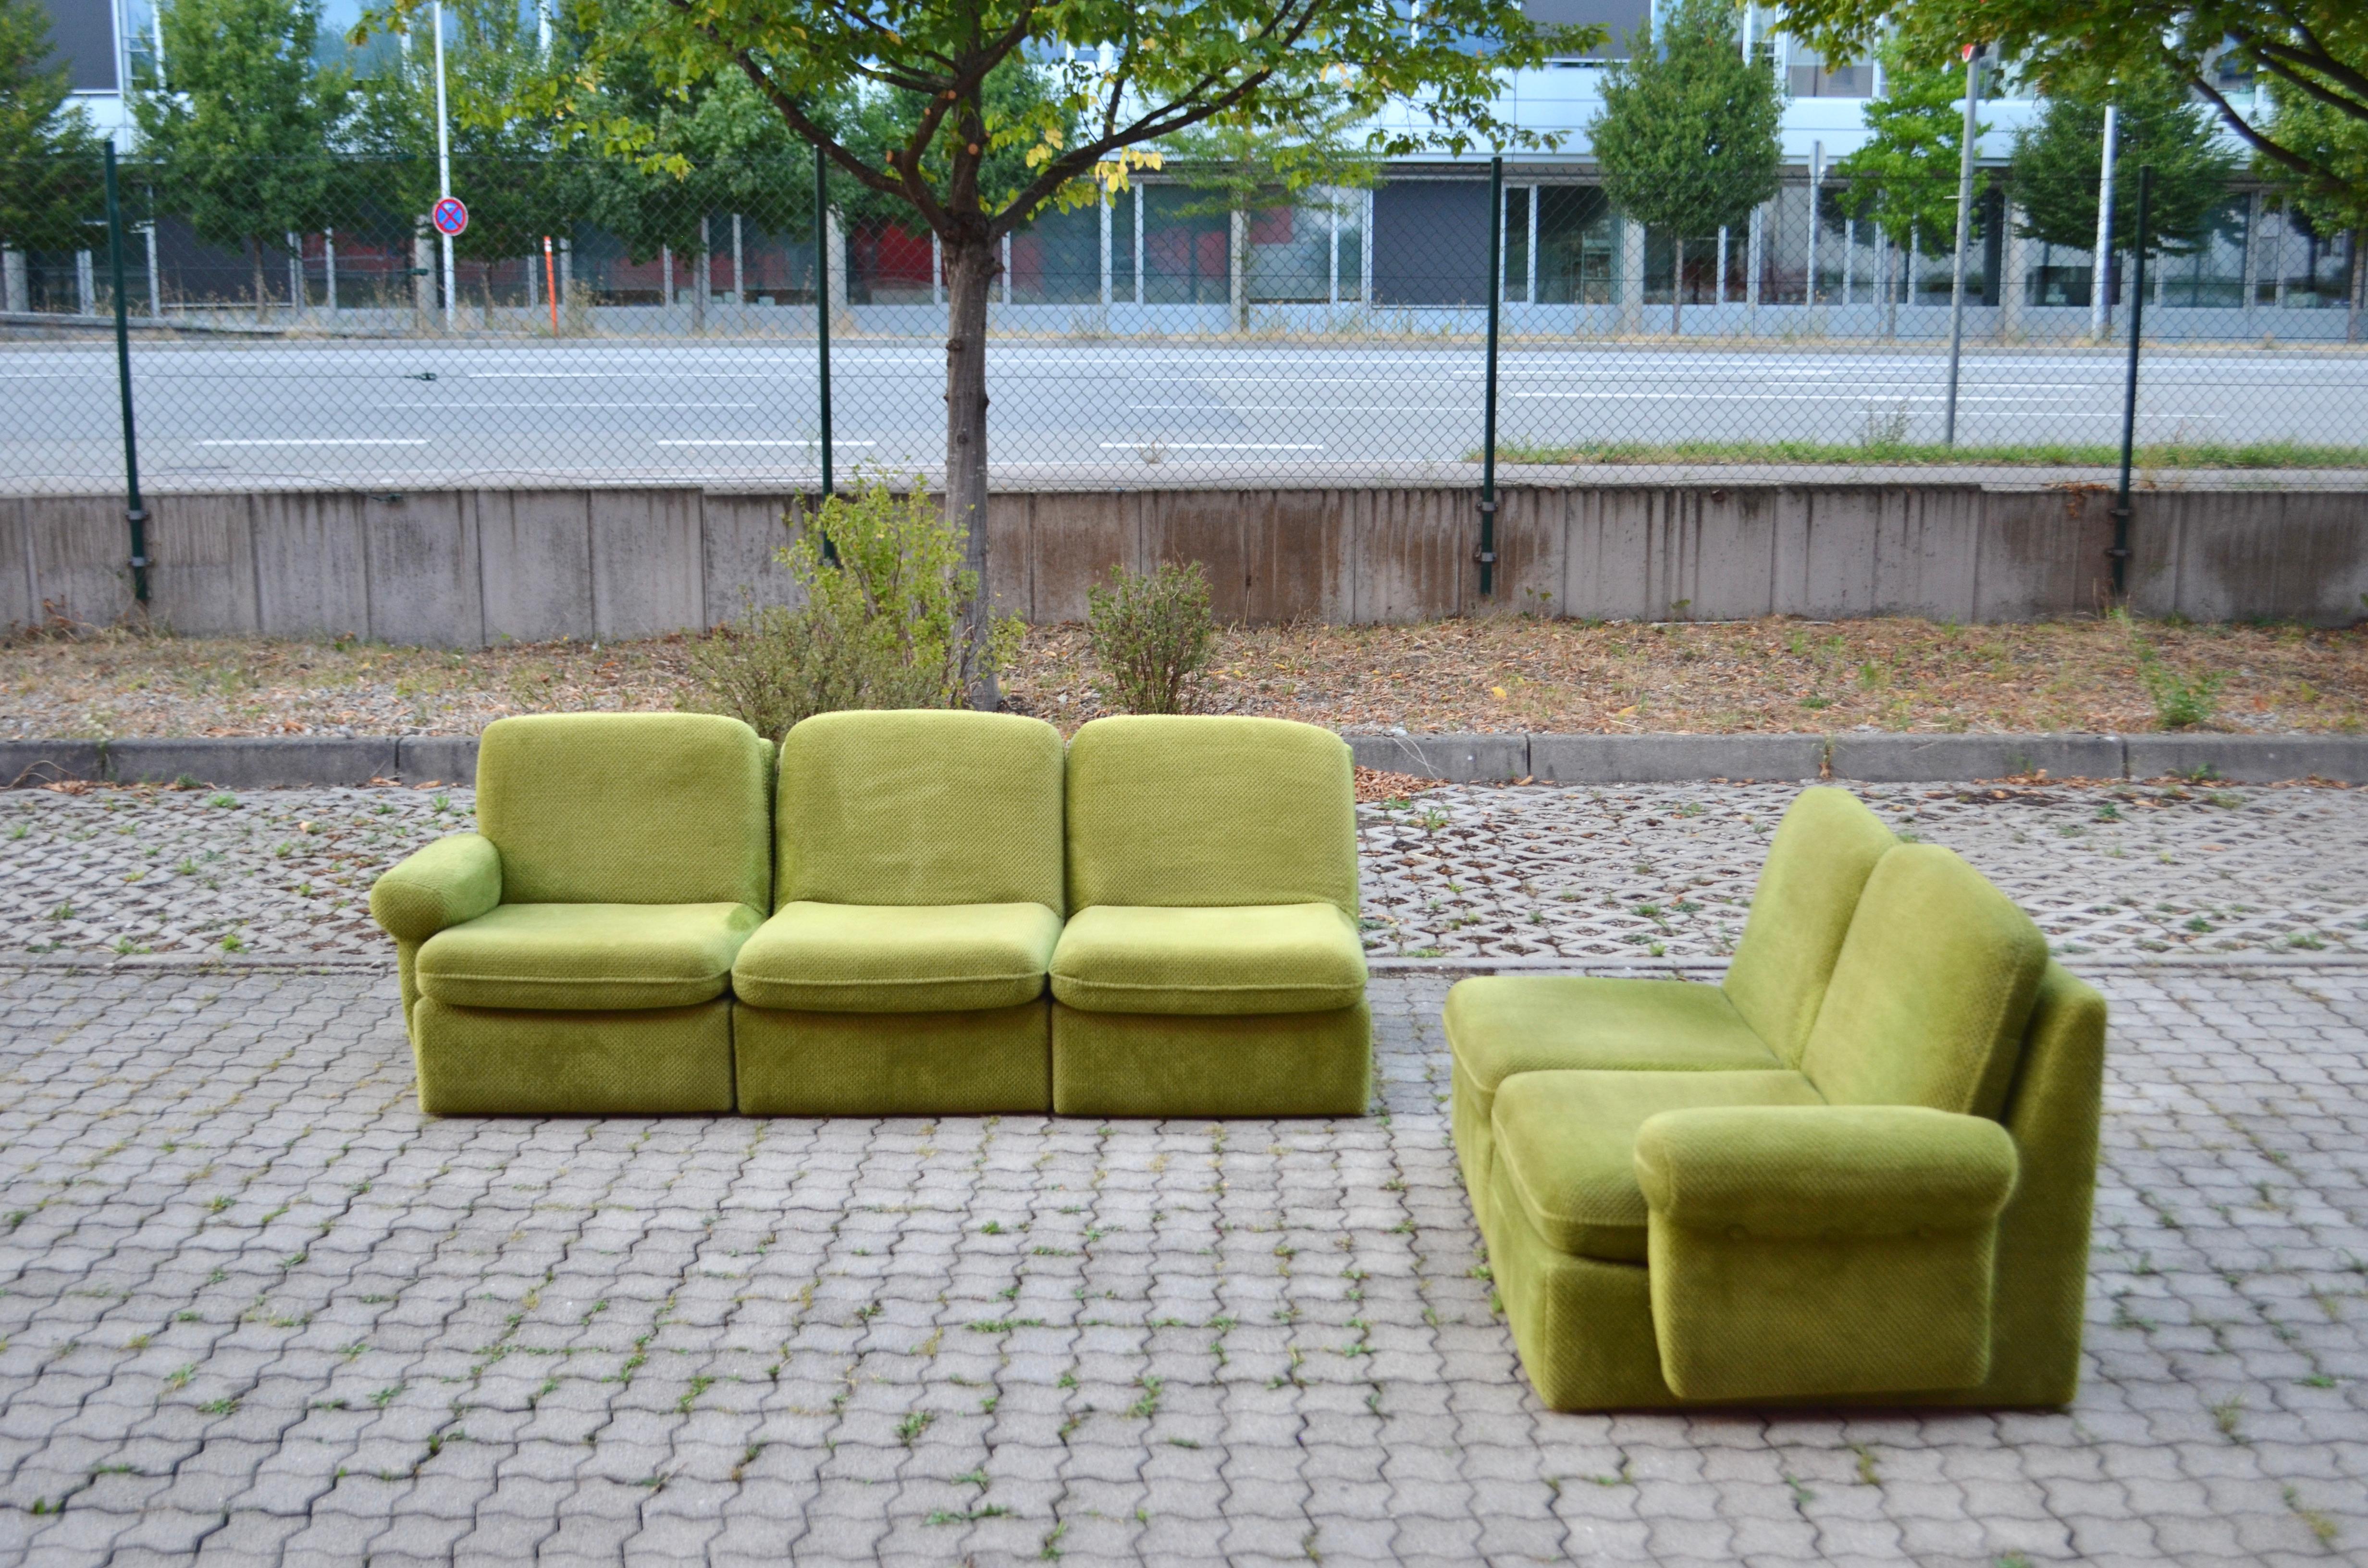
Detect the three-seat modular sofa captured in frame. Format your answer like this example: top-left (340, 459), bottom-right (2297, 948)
top-left (1445, 788), bottom-right (2107, 1410)
top-left (369, 709), bottom-right (1369, 1119)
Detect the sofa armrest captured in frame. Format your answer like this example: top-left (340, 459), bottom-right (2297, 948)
top-left (370, 833), bottom-right (502, 944)
top-left (1633, 1104), bottom-right (2018, 1237)
top-left (1631, 1105), bottom-right (2018, 1400)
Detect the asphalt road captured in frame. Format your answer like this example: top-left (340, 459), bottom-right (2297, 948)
top-left (4, 336), bottom-right (2362, 490)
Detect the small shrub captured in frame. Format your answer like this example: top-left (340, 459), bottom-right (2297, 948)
top-left (2115, 608), bottom-right (2223, 730)
top-left (1085, 561), bottom-right (1216, 715)
top-left (2137, 650), bottom-right (2224, 729)
top-left (687, 480), bottom-right (1021, 740)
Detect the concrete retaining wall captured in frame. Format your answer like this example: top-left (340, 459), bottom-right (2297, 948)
top-left (8, 731), bottom-right (2363, 790)
top-left (4, 481), bottom-right (2365, 645)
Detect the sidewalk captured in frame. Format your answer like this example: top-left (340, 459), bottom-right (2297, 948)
top-left (7, 779), bottom-right (2363, 964)
top-left (0, 962), bottom-right (2358, 1566)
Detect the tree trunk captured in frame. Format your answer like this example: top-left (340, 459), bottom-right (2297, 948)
top-left (943, 232), bottom-right (998, 709)
top-left (1671, 236), bottom-right (1683, 337)
top-left (251, 237), bottom-right (267, 323)
top-left (2349, 232), bottom-right (2362, 345)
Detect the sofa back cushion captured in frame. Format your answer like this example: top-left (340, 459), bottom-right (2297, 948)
top-left (1721, 787), bottom-right (1897, 1067)
top-left (777, 710), bottom-right (1064, 912)
top-left (1066, 716), bottom-right (1357, 915)
top-left (1799, 845), bottom-right (2047, 1118)
top-left (476, 712), bottom-right (773, 908)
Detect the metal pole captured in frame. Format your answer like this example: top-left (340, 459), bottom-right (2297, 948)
top-left (103, 144), bottom-right (148, 606)
top-left (814, 141), bottom-right (833, 502)
top-left (432, 0), bottom-right (455, 331)
top-left (2088, 103), bottom-right (2117, 341)
top-left (1942, 44), bottom-right (1983, 446)
top-left (2110, 166), bottom-right (2152, 600)
top-left (1805, 141), bottom-right (1823, 311)
top-left (1479, 154), bottom-right (1503, 598)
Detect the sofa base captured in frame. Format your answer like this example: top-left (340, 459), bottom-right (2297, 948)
top-left (733, 1001), bottom-right (1051, 1115)
top-left (410, 996), bottom-right (737, 1115)
top-left (1481, 1148), bottom-right (2071, 1412)
top-left (1050, 1001), bottom-right (1371, 1117)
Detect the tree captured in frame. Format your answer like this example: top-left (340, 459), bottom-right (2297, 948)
top-left (0, 0), bottom-right (106, 278)
top-left (557, 52), bottom-right (830, 323)
top-left (1589, 0), bottom-right (1784, 335)
top-left (2264, 86), bottom-right (2368, 340)
top-left (133, 0), bottom-right (352, 318)
top-left (2008, 71), bottom-right (2239, 264)
top-left (449, 0), bottom-right (1583, 704)
top-left (1162, 77), bottom-right (1379, 331)
top-left (1832, 36), bottom-right (1986, 329)
top-left (350, 0), bottom-right (578, 298)
top-left (1775, 0), bottom-right (2364, 216)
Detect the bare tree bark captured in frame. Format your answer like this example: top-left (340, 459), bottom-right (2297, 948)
top-left (943, 231), bottom-right (998, 709)
top-left (250, 237), bottom-right (267, 323)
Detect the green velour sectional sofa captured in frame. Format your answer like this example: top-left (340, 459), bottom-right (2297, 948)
top-left (369, 709), bottom-right (1370, 1119)
top-left (1445, 786), bottom-right (2106, 1411)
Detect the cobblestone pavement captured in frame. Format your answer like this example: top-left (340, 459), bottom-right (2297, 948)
top-left (0, 964), bottom-right (2361, 1567)
top-left (6, 779), bottom-right (2366, 964)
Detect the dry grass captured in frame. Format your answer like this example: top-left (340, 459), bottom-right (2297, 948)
top-left (5, 613), bottom-right (2364, 740)
top-left (1004, 614), bottom-right (2368, 737)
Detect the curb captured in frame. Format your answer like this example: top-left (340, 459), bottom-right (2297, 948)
top-left (2, 735), bottom-right (479, 790)
top-left (1347, 730), bottom-right (2368, 786)
top-left (5, 730), bottom-right (2366, 790)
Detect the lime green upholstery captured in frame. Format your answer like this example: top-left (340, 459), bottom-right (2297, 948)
top-left (775, 710), bottom-right (1064, 911)
top-left (1444, 978), bottom-right (1783, 1231)
top-left (1053, 716), bottom-right (1368, 1116)
top-left (1050, 904), bottom-right (1367, 1015)
top-left (1798, 845), bottom-right (2048, 1117)
top-left (1491, 1070), bottom-right (1825, 1263)
top-left (734, 902), bottom-right (1062, 1013)
top-left (1720, 785), bottom-right (1901, 1066)
top-left (732, 710), bottom-right (1066, 1115)
top-left (1065, 715), bottom-right (1357, 915)
top-left (1444, 787), bottom-right (1892, 1232)
top-left (1051, 1003), bottom-right (1371, 1118)
top-left (416, 902), bottom-right (762, 1011)
top-left (410, 998), bottom-right (736, 1115)
top-left (371, 712), bottom-right (774, 1115)
top-left (1449, 787), bottom-right (2103, 1409)
top-left (1637, 1105), bottom-right (2018, 1399)
top-left (369, 831), bottom-right (501, 1029)
top-left (734, 1002), bottom-right (1051, 1116)
top-left (477, 712), bottom-right (774, 908)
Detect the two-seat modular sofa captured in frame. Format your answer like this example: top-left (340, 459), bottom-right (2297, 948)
top-left (1446, 787), bottom-right (2107, 1410)
top-left (368, 709), bottom-right (1370, 1118)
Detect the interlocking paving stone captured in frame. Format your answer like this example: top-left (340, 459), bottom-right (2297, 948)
top-left (6, 779), bottom-right (2365, 963)
top-left (0, 965), bottom-right (2357, 1566)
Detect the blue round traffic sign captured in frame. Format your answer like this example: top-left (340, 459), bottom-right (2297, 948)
top-left (432, 196), bottom-right (469, 237)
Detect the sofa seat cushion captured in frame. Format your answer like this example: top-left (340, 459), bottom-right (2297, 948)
top-left (416, 901), bottom-right (763, 1011)
top-left (1492, 1069), bottom-right (1824, 1262)
top-left (1050, 903), bottom-right (1367, 1015)
top-left (1446, 976), bottom-right (1783, 1090)
top-left (731, 902), bottom-right (1062, 1013)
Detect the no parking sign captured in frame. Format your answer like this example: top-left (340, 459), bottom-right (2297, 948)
top-left (432, 196), bottom-right (469, 237)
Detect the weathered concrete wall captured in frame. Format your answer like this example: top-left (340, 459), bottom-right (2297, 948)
top-left (3, 481), bottom-right (2355, 644)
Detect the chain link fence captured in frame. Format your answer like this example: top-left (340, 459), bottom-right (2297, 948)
top-left (4, 154), bottom-right (2365, 493)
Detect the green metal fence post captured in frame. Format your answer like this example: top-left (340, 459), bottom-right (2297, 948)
top-left (2110, 165), bottom-right (2152, 600)
top-left (1478, 153), bottom-right (1503, 599)
top-left (102, 142), bottom-right (148, 608)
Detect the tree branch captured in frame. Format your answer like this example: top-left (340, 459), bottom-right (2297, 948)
top-left (2184, 70), bottom-right (2343, 195)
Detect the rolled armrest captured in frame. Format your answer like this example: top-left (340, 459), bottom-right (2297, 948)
top-left (1634, 1104), bottom-right (2017, 1239)
top-left (1633, 1104), bottom-right (2019, 1399)
top-left (370, 833), bottom-right (502, 944)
